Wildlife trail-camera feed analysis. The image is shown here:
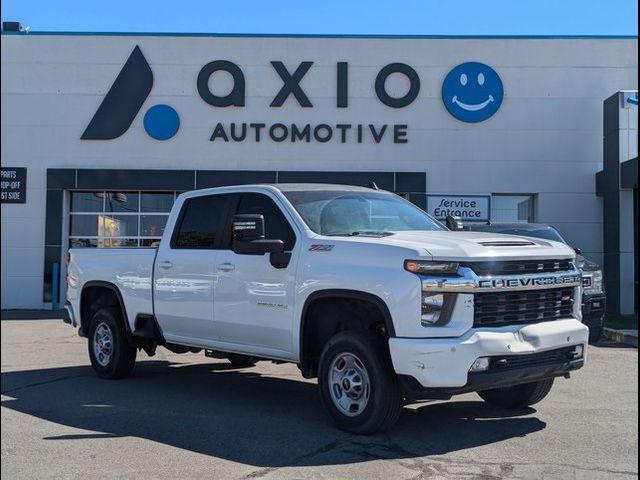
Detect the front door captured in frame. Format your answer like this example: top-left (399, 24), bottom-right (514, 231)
top-left (214, 192), bottom-right (298, 355)
top-left (154, 194), bottom-right (231, 342)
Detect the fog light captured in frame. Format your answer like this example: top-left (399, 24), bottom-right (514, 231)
top-left (469, 357), bottom-right (490, 372)
top-left (574, 345), bottom-right (583, 358)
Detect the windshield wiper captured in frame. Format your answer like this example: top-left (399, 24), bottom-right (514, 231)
top-left (325, 231), bottom-right (394, 237)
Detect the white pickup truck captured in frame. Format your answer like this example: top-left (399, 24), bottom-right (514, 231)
top-left (65, 184), bottom-right (588, 433)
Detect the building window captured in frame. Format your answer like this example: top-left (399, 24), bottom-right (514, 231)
top-left (491, 194), bottom-right (536, 223)
top-left (69, 191), bottom-right (177, 248)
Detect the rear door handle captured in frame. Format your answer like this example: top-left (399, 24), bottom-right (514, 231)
top-left (217, 263), bottom-right (235, 272)
top-left (158, 261), bottom-right (173, 270)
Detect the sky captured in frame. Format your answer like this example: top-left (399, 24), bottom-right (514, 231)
top-left (0, 0), bottom-right (638, 36)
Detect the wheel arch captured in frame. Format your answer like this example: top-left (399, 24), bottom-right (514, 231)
top-left (79, 281), bottom-right (131, 338)
top-left (298, 289), bottom-right (395, 378)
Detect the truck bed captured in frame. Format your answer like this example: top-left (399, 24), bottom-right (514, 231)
top-left (67, 247), bottom-right (158, 331)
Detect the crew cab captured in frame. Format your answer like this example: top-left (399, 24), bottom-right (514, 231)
top-left (65, 184), bottom-right (588, 433)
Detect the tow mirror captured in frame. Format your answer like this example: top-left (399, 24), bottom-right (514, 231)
top-left (232, 214), bottom-right (284, 255)
top-left (233, 214), bottom-right (264, 241)
top-left (445, 215), bottom-right (464, 231)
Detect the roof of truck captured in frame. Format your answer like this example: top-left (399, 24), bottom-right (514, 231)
top-left (271, 183), bottom-right (383, 192)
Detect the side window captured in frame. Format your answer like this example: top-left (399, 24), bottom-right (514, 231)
top-left (236, 193), bottom-right (296, 250)
top-left (173, 195), bottom-right (228, 248)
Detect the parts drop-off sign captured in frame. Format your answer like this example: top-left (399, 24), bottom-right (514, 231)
top-left (1, 167), bottom-right (27, 204)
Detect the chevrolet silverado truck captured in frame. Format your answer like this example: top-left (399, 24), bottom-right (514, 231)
top-left (65, 184), bottom-right (588, 433)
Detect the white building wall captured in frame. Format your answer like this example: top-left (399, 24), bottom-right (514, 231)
top-left (1, 34), bottom-right (638, 308)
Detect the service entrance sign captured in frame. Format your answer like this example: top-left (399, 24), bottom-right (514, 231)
top-left (1, 167), bottom-right (27, 203)
top-left (427, 194), bottom-right (490, 222)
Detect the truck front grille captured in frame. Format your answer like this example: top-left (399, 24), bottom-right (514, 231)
top-left (474, 287), bottom-right (575, 327)
top-left (462, 259), bottom-right (574, 276)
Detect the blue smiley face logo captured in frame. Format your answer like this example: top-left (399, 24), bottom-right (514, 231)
top-left (442, 62), bottom-right (503, 122)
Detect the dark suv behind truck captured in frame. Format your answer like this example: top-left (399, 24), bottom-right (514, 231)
top-left (466, 223), bottom-right (606, 343)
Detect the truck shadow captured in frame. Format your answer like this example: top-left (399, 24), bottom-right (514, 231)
top-left (1, 360), bottom-right (546, 467)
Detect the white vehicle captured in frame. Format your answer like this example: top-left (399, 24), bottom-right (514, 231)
top-left (65, 184), bottom-right (588, 433)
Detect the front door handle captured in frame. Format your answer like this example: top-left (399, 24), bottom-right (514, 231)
top-left (217, 262), bottom-right (235, 272)
top-left (158, 260), bottom-right (173, 270)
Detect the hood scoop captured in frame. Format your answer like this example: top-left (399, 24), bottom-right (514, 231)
top-left (477, 240), bottom-right (536, 247)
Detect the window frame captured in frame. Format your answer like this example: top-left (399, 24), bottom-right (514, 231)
top-left (218, 192), bottom-right (298, 252)
top-left (170, 193), bottom-right (233, 250)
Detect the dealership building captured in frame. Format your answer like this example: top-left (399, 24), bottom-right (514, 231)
top-left (0, 28), bottom-right (637, 314)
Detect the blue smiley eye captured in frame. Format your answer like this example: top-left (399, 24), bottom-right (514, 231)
top-left (460, 73), bottom-right (467, 86)
top-left (477, 73), bottom-right (485, 85)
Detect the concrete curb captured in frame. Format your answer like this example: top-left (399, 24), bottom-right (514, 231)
top-left (603, 328), bottom-right (638, 348)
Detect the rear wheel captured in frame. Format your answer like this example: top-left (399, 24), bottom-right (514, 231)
top-left (227, 353), bottom-right (257, 367)
top-left (478, 378), bottom-right (554, 408)
top-left (88, 307), bottom-right (136, 379)
top-left (318, 330), bottom-right (402, 434)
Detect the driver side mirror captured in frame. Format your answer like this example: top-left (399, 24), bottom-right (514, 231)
top-left (232, 214), bottom-right (284, 255)
top-left (445, 215), bottom-right (464, 231)
top-left (573, 246), bottom-right (582, 255)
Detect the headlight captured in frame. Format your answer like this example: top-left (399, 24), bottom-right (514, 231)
top-left (421, 292), bottom-right (456, 326)
top-left (405, 260), bottom-right (459, 275)
top-left (582, 270), bottom-right (603, 295)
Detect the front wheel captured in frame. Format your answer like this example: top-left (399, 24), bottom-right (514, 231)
top-left (318, 330), bottom-right (402, 434)
top-left (88, 307), bottom-right (136, 379)
top-left (588, 325), bottom-right (603, 344)
top-left (478, 378), bottom-right (554, 408)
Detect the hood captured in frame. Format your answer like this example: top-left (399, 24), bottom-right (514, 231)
top-left (336, 230), bottom-right (576, 261)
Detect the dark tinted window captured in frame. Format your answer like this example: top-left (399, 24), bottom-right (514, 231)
top-left (236, 193), bottom-right (296, 250)
top-left (174, 195), bottom-right (228, 248)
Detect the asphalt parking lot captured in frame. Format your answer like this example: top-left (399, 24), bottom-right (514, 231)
top-left (1, 319), bottom-right (638, 479)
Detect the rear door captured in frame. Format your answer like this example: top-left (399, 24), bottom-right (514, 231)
top-left (154, 194), bottom-right (231, 342)
top-left (214, 192), bottom-right (298, 355)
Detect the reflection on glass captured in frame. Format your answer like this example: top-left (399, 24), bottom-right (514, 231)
top-left (101, 215), bottom-right (138, 237)
top-left (70, 215), bottom-right (103, 236)
top-left (71, 192), bottom-right (104, 212)
top-left (106, 238), bottom-right (139, 248)
top-left (69, 238), bottom-right (98, 248)
top-left (105, 192), bottom-right (139, 213)
top-left (69, 190), bottom-right (178, 249)
top-left (140, 238), bottom-right (162, 247)
top-left (140, 215), bottom-right (168, 236)
top-left (141, 193), bottom-right (174, 213)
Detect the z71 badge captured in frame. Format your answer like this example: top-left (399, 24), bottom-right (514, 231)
top-left (309, 244), bottom-right (334, 252)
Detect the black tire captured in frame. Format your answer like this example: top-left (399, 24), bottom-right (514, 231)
top-left (478, 378), bottom-right (554, 408)
top-left (87, 307), bottom-right (136, 379)
top-left (318, 330), bottom-right (402, 434)
top-left (589, 326), bottom-right (603, 344)
top-left (227, 353), bottom-right (257, 367)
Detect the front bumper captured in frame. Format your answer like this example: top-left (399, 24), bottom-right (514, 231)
top-left (389, 318), bottom-right (588, 390)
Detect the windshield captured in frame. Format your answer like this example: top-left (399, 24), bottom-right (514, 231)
top-left (282, 190), bottom-right (446, 236)
top-left (482, 227), bottom-right (566, 243)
